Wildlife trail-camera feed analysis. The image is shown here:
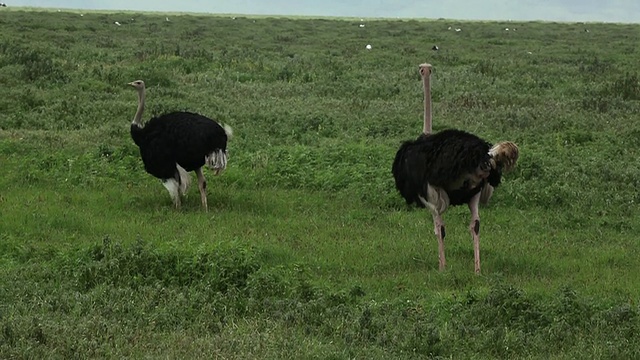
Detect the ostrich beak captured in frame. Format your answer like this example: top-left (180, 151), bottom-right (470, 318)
top-left (128, 81), bottom-right (136, 86)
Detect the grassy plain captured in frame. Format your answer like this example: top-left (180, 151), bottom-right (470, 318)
top-left (1, 7), bottom-right (640, 359)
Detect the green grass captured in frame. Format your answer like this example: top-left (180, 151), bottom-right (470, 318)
top-left (1, 8), bottom-right (640, 359)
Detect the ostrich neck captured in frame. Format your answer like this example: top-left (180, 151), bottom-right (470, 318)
top-left (422, 73), bottom-right (432, 135)
top-left (132, 89), bottom-right (145, 126)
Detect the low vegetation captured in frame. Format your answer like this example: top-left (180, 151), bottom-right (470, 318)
top-left (1, 8), bottom-right (640, 358)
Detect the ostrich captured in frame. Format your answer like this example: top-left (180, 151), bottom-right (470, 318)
top-left (128, 80), bottom-right (232, 211)
top-left (392, 63), bottom-right (519, 273)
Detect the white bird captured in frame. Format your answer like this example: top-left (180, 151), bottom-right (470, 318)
top-left (359, 24), bottom-right (365, 28)
top-left (366, 44), bottom-right (372, 50)
top-left (80, 14), bottom-right (83, 17)
top-left (455, 28), bottom-right (462, 32)
top-left (166, 17), bottom-right (170, 22)
top-left (114, 21), bottom-right (121, 26)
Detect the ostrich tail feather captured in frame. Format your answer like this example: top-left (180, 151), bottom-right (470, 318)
top-left (206, 150), bottom-right (228, 175)
top-left (489, 141), bottom-right (519, 173)
top-left (222, 124), bottom-right (233, 139)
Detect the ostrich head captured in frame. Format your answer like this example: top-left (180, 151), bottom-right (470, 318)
top-left (419, 63), bottom-right (432, 77)
top-left (128, 80), bottom-right (145, 91)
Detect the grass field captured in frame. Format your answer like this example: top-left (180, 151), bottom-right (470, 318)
top-left (1, 8), bottom-right (640, 359)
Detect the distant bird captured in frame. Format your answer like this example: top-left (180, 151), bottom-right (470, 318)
top-left (432, 45), bottom-right (439, 51)
top-left (166, 17), bottom-right (170, 22)
top-left (392, 63), bottom-right (518, 273)
top-left (128, 80), bottom-right (233, 211)
top-left (366, 44), bottom-right (372, 50)
top-left (114, 21), bottom-right (121, 26)
top-left (0, 3), bottom-right (7, 7)
top-left (359, 24), bottom-right (365, 28)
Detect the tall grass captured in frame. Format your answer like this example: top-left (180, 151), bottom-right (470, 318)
top-left (1, 9), bottom-right (640, 358)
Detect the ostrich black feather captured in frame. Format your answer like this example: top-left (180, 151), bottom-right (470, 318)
top-left (392, 129), bottom-right (503, 207)
top-left (131, 111), bottom-right (229, 179)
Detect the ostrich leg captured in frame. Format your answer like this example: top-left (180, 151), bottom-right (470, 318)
top-left (432, 213), bottom-right (446, 270)
top-left (195, 167), bottom-right (208, 211)
top-left (422, 186), bottom-right (449, 271)
top-left (468, 192), bottom-right (482, 273)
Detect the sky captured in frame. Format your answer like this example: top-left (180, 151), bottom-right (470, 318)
top-left (6, 0), bottom-right (640, 23)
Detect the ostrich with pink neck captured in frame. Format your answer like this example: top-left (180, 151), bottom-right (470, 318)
top-left (392, 63), bottom-right (519, 273)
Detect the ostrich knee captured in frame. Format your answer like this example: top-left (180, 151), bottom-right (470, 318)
top-left (468, 193), bottom-right (482, 274)
top-left (470, 218), bottom-right (481, 274)
top-left (432, 214), bottom-right (446, 271)
top-left (470, 219), bottom-right (480, 235)
top-left (195, 168), bottom-right (208, 211)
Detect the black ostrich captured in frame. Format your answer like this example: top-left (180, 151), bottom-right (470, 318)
top-left (128, 80), bottom-right (233, 211)
top-left (392, 64), bottom-right (519, 273)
